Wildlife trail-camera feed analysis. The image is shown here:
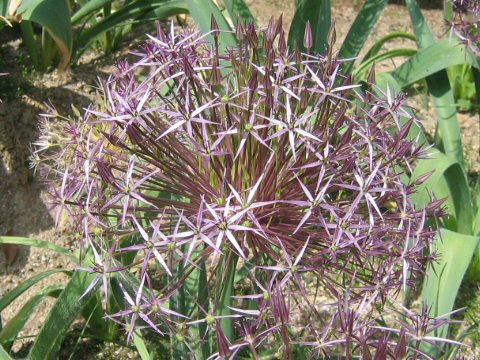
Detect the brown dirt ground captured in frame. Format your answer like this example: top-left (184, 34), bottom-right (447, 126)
top-left (0, 1), bottom-right (478, 358)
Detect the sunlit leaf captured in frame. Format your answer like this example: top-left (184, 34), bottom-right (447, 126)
top-left (16, 0), bottom-right (72, 69)
top-left (338, 0), bottom-right (388, 74)
top-left (288, 0), bottom-right (331, 55)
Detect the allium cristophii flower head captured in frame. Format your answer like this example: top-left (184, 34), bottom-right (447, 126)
top-left (35, 19), bottom-right (448, 358)
top-left (447, 0), bottom-right (480, 55)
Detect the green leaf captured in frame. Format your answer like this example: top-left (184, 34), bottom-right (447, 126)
top-left (189, 261), bottom-right (210, 359)
top-left (405, 0), bottom-right (435, 47)
top-left (80, 294), bottom-right (110, 338)
top-left (410, 150), bottom-right (473, 234)
top-left (338, 0), bottom-right (388, 74)
top-left (391, 39), bottom-right (479, 88)
top-left (288, 0), bottom-right (331, 55)
top-left (473, 67), bottom-right (480, 111)
top-left (29, 270), bottom-right (99, 360)
top-left (409, 150), bottom-right (456, 208)
top-left (218, 253), bottom-right (238, 342)
top-left (354, 48), bottom-right (417, 81)
top-left (0, 285), bottom-right (64, 347)
top-left (75, 0), bottom-right (189, 52)
top-left (0, 269), bottom-right (70, 312)
top-left (185, 0), bottom-right (237, 53)
top-left (71, 0), bottom-right (116, 24)
top-left (20, 21), bottom-right (42, 71)
top-left (223, 0), bottom-right (255, 25)
top-left (16, 0), bottom-right (72, 69)
top-left (362, 31), bottom-right (416, 61)
top-left (0, 0), bottom-right (10, 17)
top-left (133, 1), bottom-right (188, 23)
top-left (133, 331), bottom-right (152, 360)
top-left (402, 0), bottom-right (469, 170)
top-left (0, 344), bottom-right (13, 360)
top-left (474, 185), bottom-right (480, 236)
top-left (0, 237), bottom-right (79, 264)
top-left (422, 229), bottom-right (479, 340)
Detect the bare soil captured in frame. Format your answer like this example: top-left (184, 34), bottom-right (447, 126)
top-left (0, 1), bottom-right (478, 358)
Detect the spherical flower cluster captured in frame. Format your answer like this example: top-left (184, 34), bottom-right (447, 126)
top-left (35, 19), bottom-right (449, 358)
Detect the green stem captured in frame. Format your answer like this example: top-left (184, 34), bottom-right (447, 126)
top-left (20, 21), bottom-right (43, 71)
top-left (197, 261), bottom-right (211, 359)
top-left (103, 4), bottom-right (112, 54)
top-left (41, 28), bottom-right (57, 70)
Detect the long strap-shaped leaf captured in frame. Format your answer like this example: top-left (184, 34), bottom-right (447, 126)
top-left (422, 229), bottom-right (479, 340)
top-left (223, 0), bottom-right (255, 26)
top-left (288, 0), bottom-right (331, 55)
top-left (404, 0), bottom-right (467, 171)
top-left (16, 0), bottom-right (72, 69)
top-left (377, 71), bottom-right (475, 354)
top-left (185, 0), bottom-right (237, 53)
top-left (75, 0), bottom-right (189, 53)
top-left (0, 285), bottom-right (64, 347)
top-left (71, 0), bottom-right (113, 24)
top-left (0, 0), bottom-right (10, 17)
top-left (0, 237), bottom-right (79, 264)
top-left (410, 151), bottom-right (473, 234)
top-left (0, 344), bottom-right (13, 360)
top-left (338, 0), bottom-right (388, 75)
top-left (28, 270), bottom-right (99, 360)
top-left (354, 48), bottom-right (417, 81)
top-left (0, 269), bottom-right (70, 312)
top-left (363, 31), bottom-right (416, 61)
top-left (392, 38), bottom-right (479, 87)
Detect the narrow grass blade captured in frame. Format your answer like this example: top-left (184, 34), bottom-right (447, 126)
top-left (338, 0), bottom-right (388, 74)
top-left (288, 0), bottom-right (331, 55)
top-left (0, 285), bottom-right (64, 347)
top-left (0, 237), bottom-right (79, 264)
top-left (28, 270), bottom-right (99, 360)
top-left (16, 0), bottom-right (72, 69)
top-left (223, 0), bottom-right (255, 25)
top-left (185, 0), bottom-right (237, 53)
top-left (0, 269), bottom-right (70, 312)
